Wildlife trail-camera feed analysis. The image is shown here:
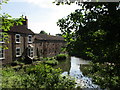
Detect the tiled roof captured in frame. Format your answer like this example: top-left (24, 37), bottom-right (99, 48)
top-left (9, 25), bottom-right (34, 35)
top-left (35, 34), bottom-right (65, 41)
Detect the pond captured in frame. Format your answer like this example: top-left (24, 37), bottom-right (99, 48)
top-left (55, 56), bottom-right (100, 88)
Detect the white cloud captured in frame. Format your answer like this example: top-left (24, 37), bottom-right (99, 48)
top-left (28, 22), bottom-right (61, 35)
top-left (24, 0), bottom-right (55, 8)
top-left (25, 0), bottom-right (81, 35)
top-left (10, 0), bottom-right (81, 35)
top-left (24, 0), bottom-right (81, 9)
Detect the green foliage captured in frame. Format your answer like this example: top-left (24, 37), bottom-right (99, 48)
top-left (1, 0), bottom-right (9, 4)
top-left (2, 63), bottom-right (76, 89)
top-left (57, 2), bottom-right (120, 89)
top-left (0, 1), bottom-right (25, 49)
top-left (1, 13), bottom-right (24, 32)
top-left (56, 54), bottom-right (67, 60)
top-left (13, 60), bottom-right (25, 64)
top-left (2, 67), bottom-right (27, 88)
top-left (44, 59), bottom-right (58, 66)
top-left (0, 0), bottom-right (9, 9)
top-left (83, 62), bottom-right (120, 89)
top-left (42, 57), bottom-right (54, 61)
top-left (39, 30), bottom-right (47, 34)
top-left (0, 13), bottom-right (24, 48)
top-left (57, 2), bottom-right (120, 63)
top-left (55, 76), bottom-right (76, 88)
top-left (25, 63), bottom-right (62, 88)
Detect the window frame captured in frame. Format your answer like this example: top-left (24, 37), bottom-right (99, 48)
top-left (28, 35), bottom-right (32, 43)
top-left (16, 47), bottom-right (21, 57)
top-left (15, 34), bottom-right (21, 43)
top-left (28, 47), bottom-right (34, 57)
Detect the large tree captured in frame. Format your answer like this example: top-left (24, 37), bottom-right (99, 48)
top-left (56, 2), bottom-right (120, 89)
top-left (0, 0), bottom-right (24, 49)
top-left (57, 2), bottom-right (120, 63)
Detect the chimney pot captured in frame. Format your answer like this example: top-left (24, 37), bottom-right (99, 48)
top-left (25, 16), bottom-right (27, 19)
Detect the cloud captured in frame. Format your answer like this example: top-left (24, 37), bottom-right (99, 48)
top-left (25, 0), bottom-right (81, 35)
top-left (23, 0), bottom-right (55, 8)
top-left (28, 22), bottom-right (61, 35)
top-left (10, 0), bottom-right (81, 35)
top-left (24, 0), bottom-right (81, 9)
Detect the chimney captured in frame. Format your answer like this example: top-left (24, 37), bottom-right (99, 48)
top-left (22, 16), bottom-right (28, 28)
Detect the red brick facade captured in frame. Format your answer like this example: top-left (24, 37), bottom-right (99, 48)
top-left (0, 16), bottom-right (66, 64)
top-left (34, 34), bottom-right (66, 58)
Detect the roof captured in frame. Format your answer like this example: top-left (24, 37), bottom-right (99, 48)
top-left (35, 34), bottom-right (65, 41)
top-left (2, 16), bottom-right (34, 35)
top-left (9, 25), bottom-right (34, 35)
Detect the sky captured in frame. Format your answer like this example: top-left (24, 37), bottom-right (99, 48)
top-left (2, 0), bottom-right (82, 35)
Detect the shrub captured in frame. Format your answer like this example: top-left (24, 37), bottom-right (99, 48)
top-left (55, 76), bottom-right (76, 88)
top-left (2, 63), bottom-right (76, 89)
top-left (44, 59), bottom-right (58, 66)
top-left (26, 63), bottom-right (76, 88)
top-left (11, 60), bottom-right (24, 66)
top-left (2, 68), bottom-right (26, 88)
top-left (56, 54), bottom-right (67, 60)
top-left (84, 62), bottom-right (120, 89)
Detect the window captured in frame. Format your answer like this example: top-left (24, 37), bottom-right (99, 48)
top-left (28, 35), bottom-right (32, 43)
top-left (16, 47), bottom-right (21, 57)
top-left (28, 47), bottom-right (34, 57)
top-left (0, 48), bottom-right (5, 59)
top-left (15, 34), bottom-right (21, 43)
top-left (0, 32), bottom-right (4, 43)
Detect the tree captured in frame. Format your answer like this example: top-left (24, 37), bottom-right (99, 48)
top-left (56, 2), bottom-right (120, 89)
top-left (0, 0), bottom-right (24, 49)
top-left (39, 30), bottom-right (47, 34)
top-left (57, 2), bottom-right (120, 63)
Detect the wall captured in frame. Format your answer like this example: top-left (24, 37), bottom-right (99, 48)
top-left (34, 40), bottom-right (66, 58)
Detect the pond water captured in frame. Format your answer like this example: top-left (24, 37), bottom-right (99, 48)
top-left (55, 56), bottom-right (100, 88)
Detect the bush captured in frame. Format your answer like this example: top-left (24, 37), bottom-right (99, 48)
top-left (25, 63), bottom-right (76, 88)
top-left (11, 60), bottom-right (24, 66)
top-left (84, 62), bottom-right (120, 89)
top-left (2, 63), bottom-right (76, 89)
top-left (2, 68), bottom-right (27, 88)
top-left (44, 59), bottom-right (58, 66)
top-left (56, 54), bottom-right (67, 60)
top-left (55, 76), bottom-right (76, 88)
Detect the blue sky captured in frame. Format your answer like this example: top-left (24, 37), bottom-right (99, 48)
top-left (2, 0), bottom-right (81, 35)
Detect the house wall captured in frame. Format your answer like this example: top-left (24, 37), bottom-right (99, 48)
top-left (1, 16), bottom-right (65, 64)
top-left (34, 40), bottom-right (66, 58)
top-left (34, 41), bottom-right (44, 58)
top-left (2, 32), bottom-right (35, 64)
top-left (45, 41), bottom-right (66, 57)
top-left (2, 34), bottom-right (65, 64)
top-left (2, 35), bottom-right (12, 64)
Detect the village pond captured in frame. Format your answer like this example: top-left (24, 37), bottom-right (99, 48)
top-left (55, 56), bottom-right (100, 88)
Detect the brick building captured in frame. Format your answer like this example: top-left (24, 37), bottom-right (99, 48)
top-left (0, 16), bottom-right (35, 64)
top-left (34, 34), bottom-right (66, 58)
top-left (0, 16), bottom-right (65, 64)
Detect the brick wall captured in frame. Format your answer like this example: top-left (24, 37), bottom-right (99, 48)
top-left (34, 39), bottom-right (66, 58)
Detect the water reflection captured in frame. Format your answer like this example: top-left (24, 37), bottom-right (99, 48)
top-left (56, 56), bottom-right (99, 88)
top-left (69, 57), bottom-right (88, 78)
